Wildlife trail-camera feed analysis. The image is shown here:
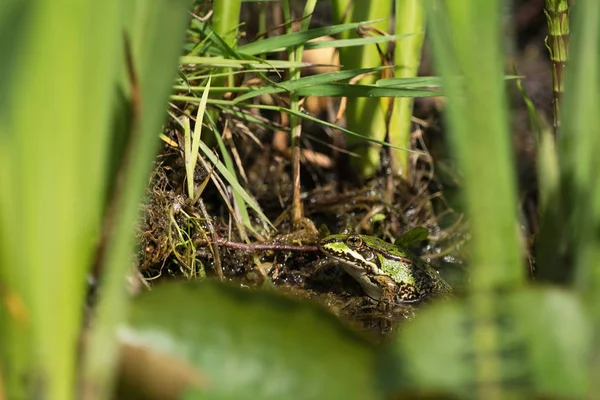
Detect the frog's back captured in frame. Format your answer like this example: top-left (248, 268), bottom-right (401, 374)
top-left (417, 260), bottom-right (452, 298)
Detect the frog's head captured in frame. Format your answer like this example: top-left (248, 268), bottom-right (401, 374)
top-left (318, 233), bottom-right (380, 274)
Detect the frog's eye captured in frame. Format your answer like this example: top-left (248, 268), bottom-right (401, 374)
top-left (346, 234), bottom-right (363, 248)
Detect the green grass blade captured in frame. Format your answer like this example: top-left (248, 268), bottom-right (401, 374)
top-left (187, 77), bottom-right (211, 199)
top-left (237, 19), bottom-right (387, 55)
top-left (80, 1), bottom-right (192, 398)
top-left (426, 0), bottom-right (523, 289)
top-left (423, 2), bottom-right (524, 397)
top-left (210, 123), bottom-right (255, 236)
top-left (303, 33), bottom-right (413, 50)
top-left (233, 66), bottom-right (391, 103)
top-left (0, 1), bottom-right (122, 398)
top-left (198, 141), bottom-right (275, 230)
top-left (292, 83), bottom-right (440, 98)
top-left (378, 75), bottom-right (519, 87)
top-left (180, 56), bottom-right (309, 69)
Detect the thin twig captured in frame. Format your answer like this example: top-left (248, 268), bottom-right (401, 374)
top-left (196, 237), bottom-right (319, 253)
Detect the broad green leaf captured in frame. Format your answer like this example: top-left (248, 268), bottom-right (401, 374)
top-left (119, 282), bottom-right (380, 400)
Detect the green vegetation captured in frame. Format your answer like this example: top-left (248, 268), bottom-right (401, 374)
top-left (1, 0), bottom-right (597, 399)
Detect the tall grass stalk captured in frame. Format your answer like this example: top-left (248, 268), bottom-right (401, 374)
top-left (544, 0), bottom-right (570, 133)
top-left (426, 2), bottom-right (523, 396)
top-left (212, 0), bottom-right (242, 88)
top-left (282, 0), bottom-right (318, 224)
top-left (295, 0), bottom-right (318, 221)
top-left (0, 2), bottom-right (122, 397)
top-left (332, 0), bottom-right (393, 178)
top-left (390, 0), bottom-right (426, 178)
top-left (426, 0), bottom-right (523, 289)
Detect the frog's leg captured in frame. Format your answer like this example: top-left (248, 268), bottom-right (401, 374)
top-left (369, 275), bottom-right (422, 309)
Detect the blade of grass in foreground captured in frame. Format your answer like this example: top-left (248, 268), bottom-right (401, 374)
top-left (426, 0), bottom-right (523, 398)
top-left (426, 0), bottom-right (523, 291)
top-left (80, 1), bottom-right (191, 399)
top-left (0, 1), bottom-right (122, 398)
top-left (557, 0), bottom-right (600, 393)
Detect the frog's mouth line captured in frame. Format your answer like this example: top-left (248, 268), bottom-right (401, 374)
top-left (320, 248), bottom-right (381, 274)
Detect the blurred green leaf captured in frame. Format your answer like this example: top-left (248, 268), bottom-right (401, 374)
top-left (425, 0), bottom-right (523, 289)
top-left (81, 0), bottom-right (193, 398)
top-left (555, 0), bottom-right (600, 391)
top-left (0, 1), bottom-right (123, 397)
top-left (119, 282), bottom-right (380, 400)
top-left (378, 289), bottom-right (589, 398)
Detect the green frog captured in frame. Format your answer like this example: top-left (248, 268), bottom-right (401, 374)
top-left (318, 232), bottom-right (451, 305)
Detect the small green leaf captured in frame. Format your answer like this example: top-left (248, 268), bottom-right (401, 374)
top-left (395, 227), bottom-right (429, 247)
top-left (370, 213), bottom-right (386, 224)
